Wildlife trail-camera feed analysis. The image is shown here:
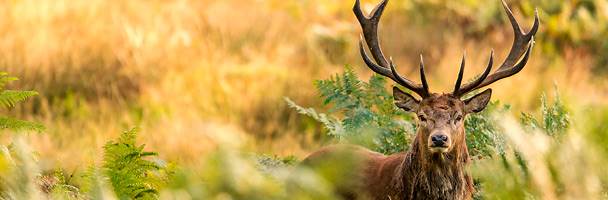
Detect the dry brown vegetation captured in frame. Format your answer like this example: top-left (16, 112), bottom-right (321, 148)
top-left (0, 0), bottom-right (606, 184)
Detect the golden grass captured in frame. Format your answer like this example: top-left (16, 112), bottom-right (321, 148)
top-left (0, 0), bottom-right (605, 171)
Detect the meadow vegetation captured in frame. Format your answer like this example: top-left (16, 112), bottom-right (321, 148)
top-left (0, 0), bottom-right (607, 199)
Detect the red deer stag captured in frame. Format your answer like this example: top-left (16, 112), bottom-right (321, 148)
top-left (301, 0), bottom-right (538, 199)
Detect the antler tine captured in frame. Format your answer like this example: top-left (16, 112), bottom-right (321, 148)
top-left (472, 42), bottom-right (532, 91)
top-left (419, 55), bottom-right (430, 96)
top-left (497, 0), bottom-right (538, 71)
top-left (355, 0), bottom-right (430, 98)
top-left (360, 39), bottom-right (427, 97)
top-left (454, 51), bottom-right (494, 96)
top-left (389, 57), bottom-right (431, 98)
top-left (457, 0), bottom-right (538, 96)
top-left (354, 0), bottom-right (389, 67)
top-left (453, 52), bottom-right (466, 95)
top-left (358, 38), bottom-right (393, 78)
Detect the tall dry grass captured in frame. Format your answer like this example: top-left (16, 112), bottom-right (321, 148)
top-left (0, 0), bottom-right (605, 171)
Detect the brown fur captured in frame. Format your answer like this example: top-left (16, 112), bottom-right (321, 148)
top-left (323, 0), bottom-right (534, 197)
top-left (301, 94), bottom-right (485, 200)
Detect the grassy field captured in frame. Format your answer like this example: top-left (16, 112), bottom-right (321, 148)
top-left (0, 0), bottom-right (607, 199)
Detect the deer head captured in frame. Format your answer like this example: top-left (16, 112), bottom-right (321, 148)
top-left (354, 0), bottom-right (538, 155)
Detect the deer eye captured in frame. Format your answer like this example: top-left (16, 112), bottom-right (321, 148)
top-left (455, 115), bottom-right (463, 122)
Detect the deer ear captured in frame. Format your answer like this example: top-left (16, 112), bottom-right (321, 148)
top-left (464, 89), bottom-right (492, 113)
top-left (393, 87), bottom-right (420, 112)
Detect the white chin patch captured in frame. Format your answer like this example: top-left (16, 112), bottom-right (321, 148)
top-left (429, 147), bottom-right (449, 153)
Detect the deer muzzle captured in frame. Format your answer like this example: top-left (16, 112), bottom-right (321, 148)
top-left (428, 132), bottom-right (450, 153)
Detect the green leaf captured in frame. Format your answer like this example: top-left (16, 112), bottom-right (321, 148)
top-left (100, 128), bottom-right (170, 200)
top-left (519, 88), bottom-right (570, 138)
top-left (0, 90), bottom-right (38, 108)
top-left (284, 97), bottom-right (344, 137)
top-left (288, 67), bottom-right (414, 154)
top-left (0, 117), bottom-right (44, 133)
top-left (0, 72), bottom-right (19, 90)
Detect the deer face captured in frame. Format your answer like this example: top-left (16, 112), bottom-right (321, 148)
top-left (393, 87), bottom-right (492, 154)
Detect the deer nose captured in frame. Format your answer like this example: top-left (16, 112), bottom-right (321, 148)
top-left (431, 134), bottom-right (448, 146)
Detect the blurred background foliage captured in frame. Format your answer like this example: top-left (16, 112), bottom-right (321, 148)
top-left (0, 0), bottom-right (606, 199)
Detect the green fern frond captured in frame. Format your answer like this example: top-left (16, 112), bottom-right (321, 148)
top-left (284, 97), bottom-right (344, 137)
top-left (315, 66), bottom-right (364, 112)
top-left (0, 72), bottom-right (19, 90)
top-left (102, 127), bottom-right (170, 200)
top-left (0, 117), bottom-right (45, 133)
top-left (0, 72), bottom-right (44, 134)
top-left (0, 90), bottom-right (38, 109)
top-left (288, 68), bottom-right (414, 154)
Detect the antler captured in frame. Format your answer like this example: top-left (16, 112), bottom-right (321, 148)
top-left (454, 0), bottom-right (538, 97)
top-left (354, 0), bottom-right (431, 98)
top-left (453, 51), bottom-right (494, 96)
